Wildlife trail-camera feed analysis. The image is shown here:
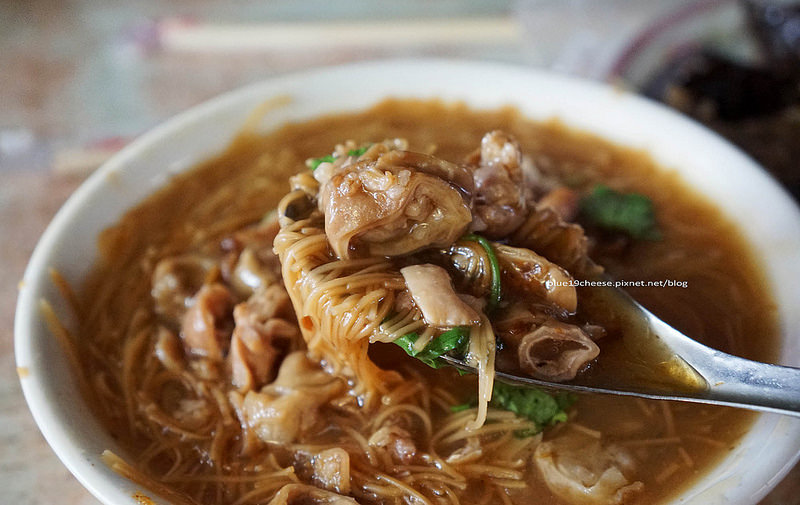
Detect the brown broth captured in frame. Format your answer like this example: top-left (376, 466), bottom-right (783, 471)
top-left (83, 99), bottom-right (778, 505)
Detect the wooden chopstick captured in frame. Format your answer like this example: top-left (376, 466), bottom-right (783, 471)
top-left (157, 17), bottom-right (523, 52)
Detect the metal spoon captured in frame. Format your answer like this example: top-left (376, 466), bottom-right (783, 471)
top-left (440, 284), bottom-right (800, 417)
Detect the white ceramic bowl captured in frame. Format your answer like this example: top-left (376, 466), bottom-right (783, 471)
top-left (15, 59), bottom-right (800, 505)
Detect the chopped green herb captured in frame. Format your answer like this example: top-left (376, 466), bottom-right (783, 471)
top-left (308, 144), bottom-right (372, 171)
top-left (462, 233), bottom-right (502, 311)
top-left (393, 333), bottom-right (420, 356)
top-left (347, 145), bottom-right (371, 157)
top-left (449, 402), bottom-right (474, 413)
top-left (393, 327), bottom-right (469, 369)
top-left (308, 154), bottom-right (335, 170)
top-left (580, 185), bottom-right (661, 239)
top-left (420, 327), bottom-right (469, 359)
top-left (512, 428), bottom-right (540, 439)
top-left (491, 382), bottom-right (575, 434)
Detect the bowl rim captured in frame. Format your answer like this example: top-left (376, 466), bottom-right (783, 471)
top-left (14, 57), bottom-right (800, 505)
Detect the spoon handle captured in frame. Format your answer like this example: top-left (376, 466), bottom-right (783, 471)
top-left (640, 305), bottom-right (800, 416)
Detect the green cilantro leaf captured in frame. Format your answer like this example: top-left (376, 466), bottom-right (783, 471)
top-left (580, 185), bottom-right (661, 239)
top-left (308, 154), bottom-right (335, 170)
top-left (393, 327), bottom-right (469, 369)
top-left (347, 145), bottom-right (370, 157)
top-left (491, 382), bottom-right (576, 434)
top-left (449, 402), bottom-right (474, 413)
top-left (308, 144), bottom-right (372, 171)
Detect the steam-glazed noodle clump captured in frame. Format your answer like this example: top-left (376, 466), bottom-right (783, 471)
top-left (274, 134), bottom-right (603, 430)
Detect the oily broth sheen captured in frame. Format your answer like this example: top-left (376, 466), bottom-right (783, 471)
top-left (82, 99), bottom-right (778, 505)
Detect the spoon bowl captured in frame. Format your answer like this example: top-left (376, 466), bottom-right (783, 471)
top-left (442, 282), bottom-right (800, 417)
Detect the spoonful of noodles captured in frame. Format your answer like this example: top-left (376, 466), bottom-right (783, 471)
top-left (276, 131), bottom-right (800, 429)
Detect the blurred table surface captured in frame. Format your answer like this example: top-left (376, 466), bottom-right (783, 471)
top-left (1, 0), bottom-right (798, 504)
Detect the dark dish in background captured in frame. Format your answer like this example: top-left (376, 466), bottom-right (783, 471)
top-left (612, 0), bottom-right (800, 200)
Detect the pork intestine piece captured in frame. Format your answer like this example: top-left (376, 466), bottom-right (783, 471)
top-left (151, 254), bottom-right (215, 323)
top-left (180, 283), bottom-right (234, 360)
top-left (518, 321), bottom-right (600, 381)
top-left (534, 432), bottom-right (644, 505)
top-left (311, 448), bottom-right (351, 494)
top-left (266, 483), bottom-right (357, 505)
top-left (466, 130), bottom-right (528, 238)
top-left (400, 264), bottom-right (481, 327)
top-left (320, 153), bottom-right (472, 259)
top-left (236, 352), bottom-right (345, 444)
top-left (511, 203), bottom-right (602, 279)
top-left (368, 425), bottom-right (417, 465)
top-left (494, 244), bottom-right (578, 313)
top-left (220, 216), bottom-right (283, 297)
top-left (538, 186), bottom-right (581, 222)
top-left (229, 284), bottom-right (301, 392)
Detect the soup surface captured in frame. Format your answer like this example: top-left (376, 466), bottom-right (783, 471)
top-left (71, 99), bottom-right (778, 505)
